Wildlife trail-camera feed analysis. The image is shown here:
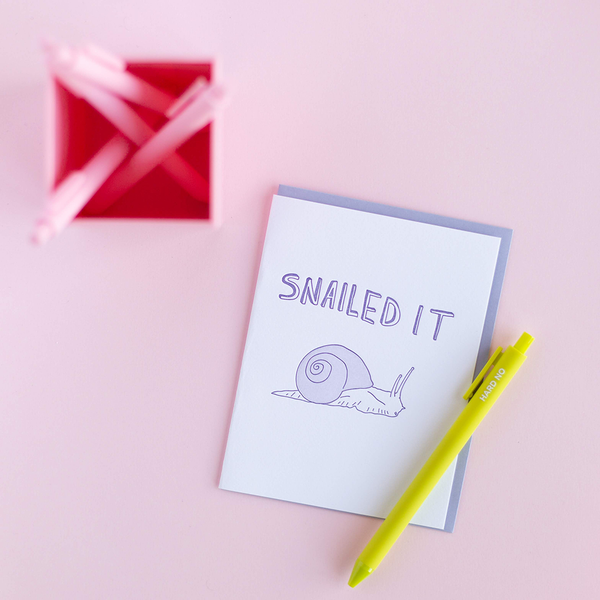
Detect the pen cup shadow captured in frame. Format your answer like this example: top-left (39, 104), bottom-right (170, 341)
top-left (0, 83), bottom-right (45, 212)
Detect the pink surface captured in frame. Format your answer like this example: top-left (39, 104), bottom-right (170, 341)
top-left (0, 2), bottom-right (598, 599)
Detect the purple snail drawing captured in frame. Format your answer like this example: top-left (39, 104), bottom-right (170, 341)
top-left (272, 344), bottom-right (414, 417)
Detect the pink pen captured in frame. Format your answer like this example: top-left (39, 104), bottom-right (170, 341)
top-left (165, 76), bottom-right (208, 118)
top-left (43, 41), bottom-right (175, 114)
top-left (90, 82), bottom-right (226, 214)
top-left (32, 134), bottom-right (130, 245)
top-left (47, 58), bottom-right (209, 204)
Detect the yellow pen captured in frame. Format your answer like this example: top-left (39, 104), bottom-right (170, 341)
top-left (348, 332), bottom-right (534, 588)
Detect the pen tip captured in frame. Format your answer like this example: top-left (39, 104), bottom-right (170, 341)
top-left (32, 222), bottom-right (52, 246)
top-left (348, 560), bottom-right (372, 588)
top-left (514, 332), bottom-right (534, 355)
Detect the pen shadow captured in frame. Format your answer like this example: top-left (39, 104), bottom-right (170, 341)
top-left (331, 514), bottom-right (418, 582)
top-left (213, 185), bottom-right (277, 487)
top-left (332, 516), bottom-right (378, 579)
top-left (0, 83), bottom-right (45, 213)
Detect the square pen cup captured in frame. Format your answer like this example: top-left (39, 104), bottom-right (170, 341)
top-left (45, 58), bottom-right (222, 226)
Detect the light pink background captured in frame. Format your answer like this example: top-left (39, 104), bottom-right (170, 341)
top-left (1, 2), bottom-right (599, 599)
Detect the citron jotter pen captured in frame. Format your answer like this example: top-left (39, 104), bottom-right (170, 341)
top-left (348, 332), bottom-right (534, 588)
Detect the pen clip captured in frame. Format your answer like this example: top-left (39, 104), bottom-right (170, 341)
top-left (463, 347), bottom-right (504, 401)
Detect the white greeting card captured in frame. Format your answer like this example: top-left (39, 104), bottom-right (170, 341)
top-left (220, 187), bottom-right (511, 531)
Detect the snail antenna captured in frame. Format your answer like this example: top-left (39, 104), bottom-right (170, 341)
top-left (396, 366), bottom-right (414, 399)
top-left (393, 367), bottom-right (414, 399)
top-left (390, 374), bottom-right (403, 398)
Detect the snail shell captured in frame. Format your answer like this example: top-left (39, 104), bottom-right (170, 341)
top-left (295, 345), bottom-right (373, 404)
